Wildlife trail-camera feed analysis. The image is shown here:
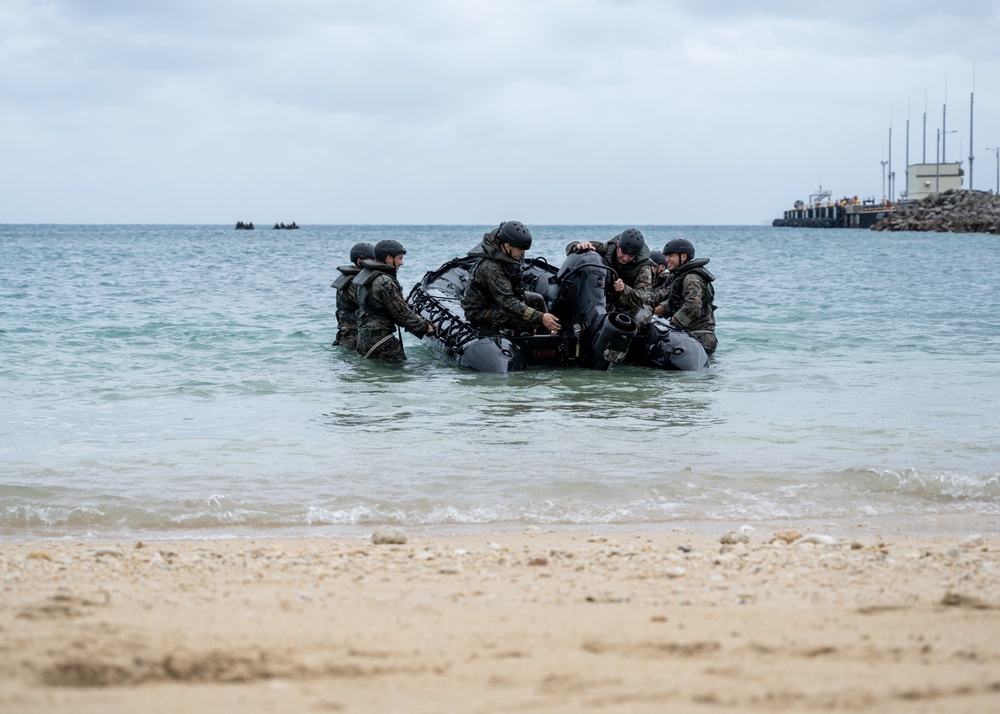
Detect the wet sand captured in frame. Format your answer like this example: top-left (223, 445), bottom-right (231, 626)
top-left (2, 526), bottom-right (999, 713)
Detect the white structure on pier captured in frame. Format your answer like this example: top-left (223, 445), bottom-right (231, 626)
top-left (906, 162), bottom-right (964, 201)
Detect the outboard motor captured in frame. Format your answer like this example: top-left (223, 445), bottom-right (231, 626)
top-left (589, 311), bottom-right (637, 370)
top-left (553, 251), bottom-right (637, 370)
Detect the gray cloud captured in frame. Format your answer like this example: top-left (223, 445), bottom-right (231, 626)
top-left (1, 0), bottom-right (997, 223)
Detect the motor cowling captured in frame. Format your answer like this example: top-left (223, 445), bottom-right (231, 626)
top-left (588, 312), bottom-right (637, 370)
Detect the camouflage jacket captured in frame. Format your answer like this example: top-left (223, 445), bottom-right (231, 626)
top-left (648, 270), bottom-right (668, 300)
top-left (462, 227), bottom-right (543, 325)
top-left (651, 258), bottom-right (716, 332)
top-left (354, 261), bottom-right (431, 337)
top-left (565, 235), bottom-right (653, 311)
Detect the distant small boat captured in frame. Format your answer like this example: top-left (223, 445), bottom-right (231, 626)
top-left (273, 222), bottom-right (300, 230)
top-left (235, 221), bottom-right (255, 230)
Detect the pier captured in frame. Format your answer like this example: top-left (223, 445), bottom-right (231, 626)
top-left (772, 202), bottom-right (895, 229)
top-left (772, 185), bottom-right (895, 229)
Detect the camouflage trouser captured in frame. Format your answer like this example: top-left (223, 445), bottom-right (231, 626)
top-left (356, 328), bottom-right (406, 362)
top-left (333, 328), bottom-right (358, 351)
top-left (468, 292), bottom-right (546, 333)
top-left (691, 330), bottom-right (717, 356)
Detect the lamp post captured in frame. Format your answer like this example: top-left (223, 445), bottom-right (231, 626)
top-left (987, 147), bottom-right (1000, 194)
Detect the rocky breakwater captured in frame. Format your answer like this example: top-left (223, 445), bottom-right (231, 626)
top-left (873, 189), bottom-right (1000, 233)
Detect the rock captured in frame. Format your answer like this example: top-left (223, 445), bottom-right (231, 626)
top-left (792, 534), bottom-right (838, 547)
top-left (528, 556), bottom-right (549, 567)
top-left (941, 591), bottom-right (995, 609)
top-left (959, 535), bottom-right (984, 549)
top-left (769, 529), bottom-right (803, 544)
top-left (666, 567), bottom-right (686, 579)
top-left (720, 531), bottom-right (749, 545)
top-left (371, 527), bottom-right (407, 545)
top-left (872, 189), bottom-right (1000, 234)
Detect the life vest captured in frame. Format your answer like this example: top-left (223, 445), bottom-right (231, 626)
top-left (665, 259), bottom-right (716, 320)
top-left (601, 237), bottom-right (652, 288)
top-left (464, 227), bottom-right (527, 310)
top-left (330, 264), bottom-right (360, 291)
top-left (354, 261), bottom-right (399, 323)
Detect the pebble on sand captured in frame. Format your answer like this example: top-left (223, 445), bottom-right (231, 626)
top-left (371, 527), bottom-right (408, 545)
top-left (770, 529), bottom-right (803, 544)
top-left (720, 531), bottom-right (750, 545)
top-left (959, 535), bottom-right (985, 549)
top-left (792, 534), bottom-right (838, 547)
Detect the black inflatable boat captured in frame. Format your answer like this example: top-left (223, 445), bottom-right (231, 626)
top-left (407, 251), bottom-right (708, 374)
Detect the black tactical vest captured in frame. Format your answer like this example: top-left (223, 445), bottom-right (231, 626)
top-left (665, 260), bottom-right (716, 319)
top-left (354, 263), bottom-right (398, 322)
top-left (602, 240), bottom-right (650, 287)
top-left (331, 264), bottom-right (360, 291)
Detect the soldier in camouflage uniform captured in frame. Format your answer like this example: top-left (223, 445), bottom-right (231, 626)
top-left (648, 250), bottom-right (668, 295)
top-left (354, 239), bottom-right (435, 362)
top-left (462, 221), bottom-right (561, 335)
top-left (565, 228), bottom-right (653, 314)
top-left (331, 242), bottom-right (375, 350)
top-left (652, 238), bottom-right (717, 356)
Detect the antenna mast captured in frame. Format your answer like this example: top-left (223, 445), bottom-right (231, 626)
top-left (969, 63), bottom-right (976, 190)
top-left (942, 77), bottom-right (948, 163)
top-left (905, 97), bottom-right (910, 200)
top-left (888, 113), bottom-right (894, 202)
top-left (880, 145), bottom-right (888, 202)
top-left (922, 87), bottom-right (927, 163)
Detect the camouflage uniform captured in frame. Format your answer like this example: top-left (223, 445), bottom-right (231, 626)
top-left (354, 261), bottom-right (432, 362)
top-left (651, 258), bottom-right (717, 355)
top-left (648, 270), bottom-right (668, 300)
top-left (565, 235), bottom-right (653, 313)
top-left (462, 226), bottom-right (546, 332)
top-left (331, 265), bottom-right (362, 350)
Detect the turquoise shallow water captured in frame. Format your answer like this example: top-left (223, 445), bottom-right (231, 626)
top-left (1, 224), bottom-right (999, 538)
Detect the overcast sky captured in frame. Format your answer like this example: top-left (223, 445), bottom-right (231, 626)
top-left (2, 0), bottom-right (998, 224)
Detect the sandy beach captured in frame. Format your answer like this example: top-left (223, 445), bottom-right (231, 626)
top-left (2, 525), bottom-right (999, 713)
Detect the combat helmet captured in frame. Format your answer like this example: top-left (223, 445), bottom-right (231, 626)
top-left (350, 242), bottom-right (375, 264)
top-left (663, 238), bottom-right (695, 260)
top-left (617, 228), bottom-right (645, 256)
top-left (374, 239), bottom-right (407, 262)
top-left (649, 250), bottom-right (667, 267)
top-left (497, 220), bottom-right (532, 250)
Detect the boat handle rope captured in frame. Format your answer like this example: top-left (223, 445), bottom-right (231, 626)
top-left (408, 288), bottom-right (481, 347)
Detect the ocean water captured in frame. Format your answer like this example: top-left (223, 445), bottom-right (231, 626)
top-left (2, 224), bottom-right (999, 539)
